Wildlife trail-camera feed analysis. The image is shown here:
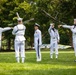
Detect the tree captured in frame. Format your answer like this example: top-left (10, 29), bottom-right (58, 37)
top-left (0, 0), bottom-right (76, 50)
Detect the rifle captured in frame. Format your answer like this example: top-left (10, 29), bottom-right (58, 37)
top-left (16, 12), bottom-right (34, 24)
top-left (16, 12), bottom-right (20, 18)
top-left (23, 18), bottom-right (34, 24)
top-left (8, 13), bottom-right (34, 26)
top-left (41, 9), bottom-right (66, 25)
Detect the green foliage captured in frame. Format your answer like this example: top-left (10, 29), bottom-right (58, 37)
top-left (0, 0), bottom-right (76, 49)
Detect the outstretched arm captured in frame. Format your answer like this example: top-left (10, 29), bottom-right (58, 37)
top-left (12, 26), bottom-right (17, 35)
top-left (58, 25), bottom-right (71, 29)
top-left (2, 27), bottom-right (12, 32)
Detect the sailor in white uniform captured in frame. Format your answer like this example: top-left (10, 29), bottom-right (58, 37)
top-left (34, 23), bottom-right (42, 61)
top-left (0, 27), bottom-right (12, 49)
top-left (48, 23), bottom-right (60, 59)
top-left (12, 18), bottom-right (26, 63)
top-left (59, 19), bottom-right (76, 57)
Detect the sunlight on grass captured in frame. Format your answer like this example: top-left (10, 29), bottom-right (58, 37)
top-left (0, 50), bottom-right (76, 75)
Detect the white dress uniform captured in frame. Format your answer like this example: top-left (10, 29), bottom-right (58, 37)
top-left (34, 28), bottom-right (42, 61)
top-left (12, 23), bottom-right (26, 63)
top-left (0, 27), bottom-right (12, 49)
top-left (48, 26), bottom-right (60, 59)
top-left (62, 25), bottom-right (76, 56)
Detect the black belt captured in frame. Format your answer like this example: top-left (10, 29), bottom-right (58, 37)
top-left (16, 34), bottom-right (24, 36)
top-left (52, 37), bottom-right (55, 39)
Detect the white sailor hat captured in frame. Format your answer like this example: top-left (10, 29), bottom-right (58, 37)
top-left (17, 18), bottom-right (23, 21)
top-left (50, 23), bottom-right (54, 26)
top-left (35, 23), bottom-right (40, 27)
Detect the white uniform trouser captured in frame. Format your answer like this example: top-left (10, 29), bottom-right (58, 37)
top-left (15, 41), bottom-right (25, 58)
top-left (0, 40), bottom-right (1, 50)
top-left (73, 42), bottom-right (76, 56)
top-left (35, 43), bottom-right (41, 60)
top-left (50, 40), bottom-right (58, 55)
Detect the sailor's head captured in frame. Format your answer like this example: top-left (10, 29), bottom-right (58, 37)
top-left (50, 23), bottom-right (54, 28)
top-left (34, 23), bottom-right (40, 30)
top-left (74, 19), bottom-right (76, 25)
top-left (17, 18), bottom-right (23, 24)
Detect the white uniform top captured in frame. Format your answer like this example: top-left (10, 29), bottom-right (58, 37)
top-left (34, 29), bottom-right (42, 45)
top-left (48, 26), bottom-right (60, 42)
top-left (0, 27), bottom-right (12, 41)
top-left (62, 25), bottom-right (76, 43)
top-left (12, 24), bottom-right (26, 42)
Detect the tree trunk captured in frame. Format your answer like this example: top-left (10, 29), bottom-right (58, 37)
top-left (7, 38), bottom-right (11, 50)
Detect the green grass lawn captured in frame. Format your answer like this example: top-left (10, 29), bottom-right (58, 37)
top-left (0, 49), bottom-right (76, 75)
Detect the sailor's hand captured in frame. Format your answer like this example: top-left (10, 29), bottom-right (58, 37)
top-left (57, 40), bottom-right (60, 43)
top-left (58, 25), bottom-right (62, 28)
top-left (39, 44), bottom-right (42, 47)
top-left (11, 27), bottom-right (13, 29)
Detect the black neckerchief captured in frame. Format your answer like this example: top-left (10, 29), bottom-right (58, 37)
top-left (73, 24), bottom-right (76, 29)
top-left (52, 28), bottom-right (55, 32)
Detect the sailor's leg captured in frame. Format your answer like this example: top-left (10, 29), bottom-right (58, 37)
top-left (0, 40), bottom-right (1, 50)
top-left (73, 43), bottom-right (76, 56)
top-left (38, 46), bottom-right (41, 61)
top-left (15, 41), bottom-right (20, 63)
top-left (50, 42), bottom-right (54, 59)
top-left (20, 41), bottom-right (25, 63)
top-left (35, 43), bottom-right (39, 61)
top-left (55, 41), bottom-right (58, 59)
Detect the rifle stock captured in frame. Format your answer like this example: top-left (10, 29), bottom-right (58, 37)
top-left (16, 12), bottom-right (20, 18)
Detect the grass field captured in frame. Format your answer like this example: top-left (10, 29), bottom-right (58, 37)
top-left (0, 49), bottom-right (76, 75)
